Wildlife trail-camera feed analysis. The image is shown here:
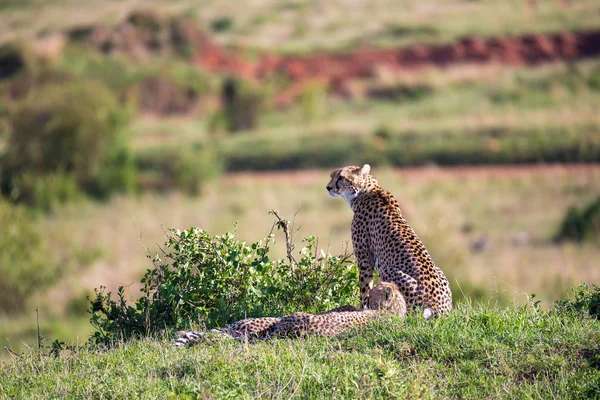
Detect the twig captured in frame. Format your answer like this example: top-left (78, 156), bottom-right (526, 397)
top-left (4, 347), bottom-right (21, 359)
top-left (269, 210), bottom-right (297, 270)
top-left (36, 307), bottom-right (41, 354)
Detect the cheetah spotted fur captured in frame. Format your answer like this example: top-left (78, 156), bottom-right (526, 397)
top-left (174, 282), bottom-right (406, 348)
top-left (326, 164), bottom-right (452, 318)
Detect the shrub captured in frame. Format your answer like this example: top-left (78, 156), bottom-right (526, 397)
top-left (88, 214), bottom-right (358, 346)
top-left (220, 77), bottom-right (263, 133)
top-left (135, 145), bottom-right (222, 195)
top-left (9, 170), bottom-right (81, 212)
top-left (555, 283), bottom-right (600, 319)
top-left (0, 199), bottom-right (59, 313)
top-left (554, 197), bottom-right (600, 242)
top-left (210, 17), bottom-right (234, 33)
top-left (1, 79), bottom-right (135, 208)
top-left (0, 42), bottom-right (33, 80)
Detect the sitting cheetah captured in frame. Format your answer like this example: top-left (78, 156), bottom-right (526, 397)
top-left (326, 164), bottom-right (452, 318)
top-left (174, 282), bottom-right (406, 348)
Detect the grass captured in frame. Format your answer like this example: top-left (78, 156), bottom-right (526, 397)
top-left (1, 302), bottom-right (599, 398)
top-left (1, 0), bottom-right (599, 53)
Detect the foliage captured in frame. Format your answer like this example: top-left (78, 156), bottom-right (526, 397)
top-left (0, 199), bottom-right (59, 313)
top-left (218, 77), bottom-right (263, 133)
top-left (555, 283), bottom-right (600, 319)
top-left (554, 196), bottom-right (600, 242)
top-left (210, 17), bottom-right (234, 33)
top-left (88, 221), bottom-right (357, 346)
top-left (135, 145), bottom-right (222, 195)
top-left (0, 42), bottom-right (34, 80)
top-left (0, 79), bottom-right (135, 209)
top-left (170, 147), bottom-right (221, 196)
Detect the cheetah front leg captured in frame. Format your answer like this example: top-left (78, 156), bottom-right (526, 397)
top-left (354, 247), bottom-right (375, 308)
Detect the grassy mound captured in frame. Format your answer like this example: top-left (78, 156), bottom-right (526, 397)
top-left (1, 301), bottom-right (599, 399)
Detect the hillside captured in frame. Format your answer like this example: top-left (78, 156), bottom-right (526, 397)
top-left (1, 301), bottom-right (599, 399)
top-left (1, 0), bottom-right (599, 382)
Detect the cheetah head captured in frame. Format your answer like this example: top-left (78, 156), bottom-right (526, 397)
top-left (366, 282), bottom-right (407, 317)
top-left (326, 164), bottom-right (374, 205)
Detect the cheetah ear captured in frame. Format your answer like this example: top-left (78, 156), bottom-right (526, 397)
top-left (361, 164), bottom-right (371, 176)
top-left (384, 286), bottom-right (392, 299)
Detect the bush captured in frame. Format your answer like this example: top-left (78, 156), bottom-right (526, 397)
top-left (1, 79), bottom-right (135, 208)
top-left (554, 197), bottom-right (600, 242)
top-left (9, 170), bottom-right (81, 211)
top-left (210, 17), bottom-right (234, 33)
top-left (135, 145), bottom-right (222, 195)
top-left (171, 147), bottom-right (221, 195)
top-left (219, 77), bottom-right (263, 133)
top-left (88, 215), bottom-right (358, 346)
top-left (0, 42), bottom-right (32, 80)
top-left (555, 283), bottom-right (600, 319)
top-left (0, 199), bottom-right (59, 313)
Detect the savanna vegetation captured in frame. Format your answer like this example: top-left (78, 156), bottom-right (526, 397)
top-left (1, 0), bottom-right (600, 52)
top-left (1, 1), bottom-right (599, 397)
top-left (0, 222), bottom-right (599, 398)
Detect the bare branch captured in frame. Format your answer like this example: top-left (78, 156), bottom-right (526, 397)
top-left (269, 210), bottom-right (297, 270)
top-left (3, 347), bottom-right (21, 359)
top-left (36, 307), bottom-right (41, 354)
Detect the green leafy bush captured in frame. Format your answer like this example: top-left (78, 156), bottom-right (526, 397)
top-left (555, 283), bottom-right (600, 319)
top-left (554, 197), bottom-right (600, 242)
top-left (0, 199), bottom-right (59, 313)
top-left (219, 77), bottom-right (263, 133)
top-left (1, 79), bottom-right (135, 209)
top-left (135, 145), bottom-right (222, 195)
top-left (210, 17), bottom-right (234, 33)
top-left (89, 219), bottom-right (358, 346)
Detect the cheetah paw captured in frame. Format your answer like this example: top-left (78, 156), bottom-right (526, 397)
top-left (423, 308), bottom-right (434, 320)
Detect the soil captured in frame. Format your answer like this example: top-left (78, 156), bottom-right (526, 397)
top-left (192, 28), bottom-right (600, 105)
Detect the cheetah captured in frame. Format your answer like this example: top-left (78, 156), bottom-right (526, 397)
top-left (326, 164), bottom-right (452, 318)
top-left (174, 282), bottom-right (406, 348)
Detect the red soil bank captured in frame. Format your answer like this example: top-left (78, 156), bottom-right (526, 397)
top-left (196, 29), bottom-right (600, 105)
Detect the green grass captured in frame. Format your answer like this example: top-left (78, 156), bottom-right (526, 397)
top-left (1, 302), bottom-right (599, 398)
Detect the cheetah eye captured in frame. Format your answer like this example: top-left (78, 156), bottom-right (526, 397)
top-left (335, 176), bottom-right (343, 188)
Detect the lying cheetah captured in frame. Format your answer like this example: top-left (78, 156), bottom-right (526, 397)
top-left (326, 164), bottom-right (452, 318)
top-left (174, 282), bottom-right (406, 348)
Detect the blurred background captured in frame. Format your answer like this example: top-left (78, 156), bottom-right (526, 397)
top-left (0, 0), bottom-right (599, 355)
